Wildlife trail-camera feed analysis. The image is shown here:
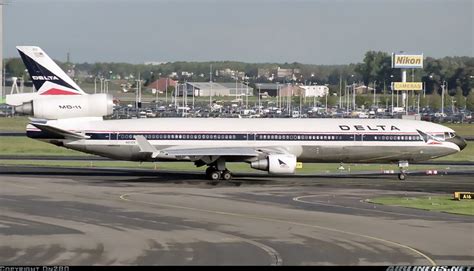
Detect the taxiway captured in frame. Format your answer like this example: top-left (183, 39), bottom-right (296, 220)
top-left (0, 165), bottom-right (473, 265)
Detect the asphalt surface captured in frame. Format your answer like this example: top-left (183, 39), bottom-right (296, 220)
top-left (2, 155), bottom-right (474, 167)
top-left (0, 165), bottom-right (473, 265)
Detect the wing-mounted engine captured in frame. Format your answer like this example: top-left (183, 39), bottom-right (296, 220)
top-left (250, 154), bottom-right (297, 174)
top-left (14, 93), bottom-right (114, 119)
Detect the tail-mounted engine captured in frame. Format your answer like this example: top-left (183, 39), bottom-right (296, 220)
top-left (14, 93), bottom-right (114, 119)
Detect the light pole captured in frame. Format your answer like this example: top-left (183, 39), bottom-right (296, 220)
top-left (165, 77), bottom-right (168, 105)
top-left (352, 82), bottom-right (356, 111)
top-left (299, 89), bottom-right (302, 118)
top-left (209, 64), bottom-right (213, 109)
top-left (235, 77), bottom-right (238, 101)
top-left (192, 83), bottom-right (195, 110)
top-left (135, 75), bottom-right (142, 112)
top-left (104, 79), bottom-right (109, 94)
top-left (174, 81), bottom-right (178, 110)
top-left (288, 83), bottom-right (293, 116)
top-left (0, 3), bottom-right (3, 100)
top-left (344, 84), bottom-right (348, 112)
top-left (325, 88), bottom-right (328, 113)
top-left (182, 83), bottom-right (185, 113)
top-left (257, 84), bottom-right (261, 115)
top-left (276, 82), bottom-right (280, 110)
top-left (313, 84), bottom-right (317, 108)
top-left (441, 80), bottom-right (447, 115)
top-left (338, 75), bottom-right (342, 109)
top-left (245, 81), bottom-right (249, 109)
top-left (373, 80), bottom-right (377, 107)
top-left (100, 77), bottom-right (104, 93)
top-left (390, 75), bottom-right (394, 115)
top-left (350, 74), bottom-right (354, 111)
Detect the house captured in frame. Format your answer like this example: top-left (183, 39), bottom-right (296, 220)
top-left (354, 85), bottom-right (374, 94)
top-left (147, 78), bottom-right (177, 92)
top-left (299, 85), bottom-right (329, 97)
top-left (183, 82), bottom-right (255, 97)
top-left (184, 82), bottom-right (229, 97)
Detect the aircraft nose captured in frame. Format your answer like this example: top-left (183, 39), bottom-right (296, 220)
top-left (447, 135), bottom-right (467, 151)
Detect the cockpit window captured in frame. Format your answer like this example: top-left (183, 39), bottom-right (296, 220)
top-left (433, 134), bottom-right (445, 141)
top-left (444, 132), bottom-right (456, 139)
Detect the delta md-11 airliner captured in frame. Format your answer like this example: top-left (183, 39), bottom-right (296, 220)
top-left (7, 46), bottom-right (467, 182)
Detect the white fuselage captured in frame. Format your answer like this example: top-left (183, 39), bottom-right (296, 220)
top-left (27, 118), bottom-right (462, 164)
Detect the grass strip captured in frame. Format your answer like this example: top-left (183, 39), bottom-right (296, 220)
top-left (369, 195), bottom-right (474, 216)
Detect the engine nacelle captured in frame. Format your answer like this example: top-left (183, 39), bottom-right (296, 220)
top-left (14, 94), bottom-right (114, 119)
top-left (250, 154), bottom-right (297, 174)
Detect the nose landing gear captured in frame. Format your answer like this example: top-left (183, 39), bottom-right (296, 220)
top-left (398, 160), bottom-right (409, 181)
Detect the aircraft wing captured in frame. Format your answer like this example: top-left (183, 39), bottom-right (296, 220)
top-left (30, 122), bottom-right (89, 140)
top-left (134, 135), bottom-right (287, 162)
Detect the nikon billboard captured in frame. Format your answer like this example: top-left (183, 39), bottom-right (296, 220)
top-left (392, 53), bottom-right (423, 69)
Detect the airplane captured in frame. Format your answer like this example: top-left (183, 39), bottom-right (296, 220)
top-left (8, 46), bottom-right (467, 182)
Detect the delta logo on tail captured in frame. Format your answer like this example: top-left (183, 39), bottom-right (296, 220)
top-left (17, 46), bottom-right (86, 96)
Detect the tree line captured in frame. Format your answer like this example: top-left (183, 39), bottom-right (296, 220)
top-left (4, 51), bottom-right (474, 110)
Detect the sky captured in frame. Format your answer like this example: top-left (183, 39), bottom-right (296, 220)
top-left (3, 0), bottom-right (473, 64)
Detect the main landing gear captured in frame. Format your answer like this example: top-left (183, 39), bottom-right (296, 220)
top-left (206, 167), bottom-right (233, 185)
top-left (206, 166), bottom-right (232, 182)
top-left (200, 158), bottom-right (239, 185)
top-left (398, 160), bottom-right (409, 181)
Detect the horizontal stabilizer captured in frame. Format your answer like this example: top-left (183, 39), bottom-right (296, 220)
top-left (30, 122), bottom-right (89, 139)
top-left (6, 93), bottom-right (38, 106)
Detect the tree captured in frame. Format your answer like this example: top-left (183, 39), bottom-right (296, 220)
top-left (327, 94), bottom-right (337, 107)
top-left (445, 93), bottom-right (455, 112)
top-left (454, 88), bottom-right (466, 110)
top-left (166, 86), bottom-right (175, 96)
top-left (355, 51), bottom-right (392, 90)
top-left (420, 94), bottom-right (429, 109)
top-left (466, 91), bottom-right (474, 111)
top-left (355, 95), bottom-right (371, 109)
top-left (430, 92), bottom-right (442, 111)
top-left (5, 58), bottom-right (26, 77)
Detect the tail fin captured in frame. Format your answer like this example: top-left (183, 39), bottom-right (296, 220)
top-left (17, 46), bottom-right (86, 95)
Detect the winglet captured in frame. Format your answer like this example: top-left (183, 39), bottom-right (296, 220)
top-left (134, 135), bottom-right (163, 158)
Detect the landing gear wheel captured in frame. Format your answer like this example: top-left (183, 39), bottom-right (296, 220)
top-left (222, 170), bottom-right (232, 181)
top-left (210, 170), bottom-right (221, 181)
top-left (205, 167), bottom-right (214, 178)
top-left (397, 160), bottom-right (409, 181)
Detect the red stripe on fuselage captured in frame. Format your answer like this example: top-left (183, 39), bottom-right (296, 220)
top-left (40, 88), bottom-right (80, 95)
